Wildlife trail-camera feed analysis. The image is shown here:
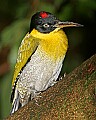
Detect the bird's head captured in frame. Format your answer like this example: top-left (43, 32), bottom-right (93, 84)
top-left (29, 11), bottom-right (83, 34)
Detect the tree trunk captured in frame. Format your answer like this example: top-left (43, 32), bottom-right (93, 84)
top-left (6, 54), bottom-right (96, 120)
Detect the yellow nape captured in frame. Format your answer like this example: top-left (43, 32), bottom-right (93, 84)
top-left (30, 28), bottom-right (68, 61)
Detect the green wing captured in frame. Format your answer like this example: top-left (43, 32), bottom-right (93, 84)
top-left (12, 32), bottom-right (39, 86)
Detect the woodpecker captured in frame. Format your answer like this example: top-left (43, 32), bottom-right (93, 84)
top-left (10, 11), bottom-right (82, 114)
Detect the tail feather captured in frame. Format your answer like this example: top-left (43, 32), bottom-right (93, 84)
top-left (10, 89), bottom-right (21, 115)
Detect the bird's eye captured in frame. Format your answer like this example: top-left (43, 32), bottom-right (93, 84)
top-left (43, 23), bottom-right (50, 28)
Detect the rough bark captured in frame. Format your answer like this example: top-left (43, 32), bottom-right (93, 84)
top-left (6, 54), bottom-right (96, 120)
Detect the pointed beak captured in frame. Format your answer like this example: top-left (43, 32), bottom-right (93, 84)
top-left (53, 21), bottom-right (83, 28)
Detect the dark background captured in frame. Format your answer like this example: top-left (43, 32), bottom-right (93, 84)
top-left (0, 0), bottom-right (96, 119)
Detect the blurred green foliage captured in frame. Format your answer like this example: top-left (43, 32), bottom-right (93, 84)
top-left (0, 0), bottom-right (96, 119)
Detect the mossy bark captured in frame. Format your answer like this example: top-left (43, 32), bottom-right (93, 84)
top-left (6, 54), bottom-right (96, 120)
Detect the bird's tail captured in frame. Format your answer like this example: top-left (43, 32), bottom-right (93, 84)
top-left (10, 89), bottom-right (21, 115)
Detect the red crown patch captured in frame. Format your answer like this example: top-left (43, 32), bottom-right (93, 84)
top-left (40, 12), bottom-right (48, 18)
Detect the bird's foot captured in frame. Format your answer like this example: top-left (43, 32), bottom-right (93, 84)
top-left (59, 72), bottom-right (67, 80)
top-left (33, 92), bottom-right (42, 106)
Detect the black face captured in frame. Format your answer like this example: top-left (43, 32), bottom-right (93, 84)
top-left (29, 11), bottom-right (60, 33)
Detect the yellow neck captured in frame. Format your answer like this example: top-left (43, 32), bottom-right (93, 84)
top-left (30, 29), bottom-right (68, 61)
